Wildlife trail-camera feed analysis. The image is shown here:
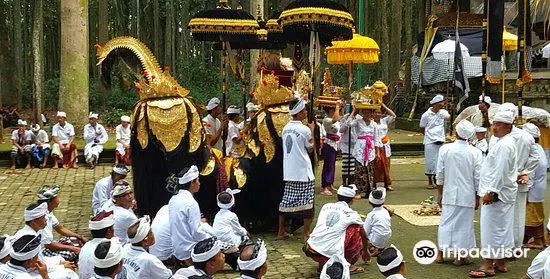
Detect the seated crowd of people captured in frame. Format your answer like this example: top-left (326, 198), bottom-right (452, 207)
top-left (9, 112), bottom-right (132, 170)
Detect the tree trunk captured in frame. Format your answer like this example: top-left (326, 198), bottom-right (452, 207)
top-left (136, 0), bottom-right (140, 40)
top-left (98, 0), bottom-right (108, 44)
top-left (390, 0), bottom-right (402, 84)
top-left (380, 0), bottom-right (389, 82)
top-left (417, 0), bottom-right (426, 32)
top-left (165, 0), bottom-right (173, 71)
top-left (33, 0), bottom-right (44, 122)
top-left (404, 0), bottom-right (413, 96)
top-left (13, 0), bottom-right (24, 108)
top-left (59, 0), bottom-right (89, 126)
top-left (249, 0), bottom-right (263, 85)
top-left (153, 0), bottom-right (161, 59)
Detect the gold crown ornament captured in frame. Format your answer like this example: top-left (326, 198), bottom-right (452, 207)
top-left (353, 80), bottom-right (386, 110)
top-left (315, 68), bottom-right (344, 107)
top-left (254, 70), bottom-right (295, 107)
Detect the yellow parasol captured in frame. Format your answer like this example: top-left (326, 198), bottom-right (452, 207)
top-left (501, 27), bottom-right (518, 103)
top-left (325, 33), bottom-right (380, 88)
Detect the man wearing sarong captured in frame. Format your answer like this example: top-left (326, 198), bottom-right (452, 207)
top-left (51, 111), bottom-right (78, 169)
top-left (203, 97), bottom-right (227, 151)
top-left (305, 184), bottom-right (369, 274)
top-left (10, 119), bottom-right (33, 170)
top-left (419, 94), bottom-right (450, 189)
top-left (320, 101), bottom-right (342, 196)
top-left (522, 123), bottom-right (548, 249)
top-left (339, 112), bottom-right (357, 187)
top-left (83, 112), bottom-right (109, 169)
top-left (494, 103), bottom-right (540, 251)
top-left (469, 111), bottom-right (517, 278)
top-left (278, 98), bottom-right (316, 241)
top-left (92, 164), bottom-right (129, 215)
top-left (435, 120), bottom-right (482, 265)
top-left (30, 124), bottom-right (51, 168)
top-left (115, 115), bottom-right (131, 166)
top-left (109, 182), bottom-right (138, 245)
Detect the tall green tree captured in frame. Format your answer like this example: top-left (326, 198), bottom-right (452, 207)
top-left (13, 0), bottom-right (23, 108)
top-left (59, 0), bottom-right (89, 125)
top-left (390, 0), bottom-right (403, 84)
top-left (33, 0), bottom-right (44, 119)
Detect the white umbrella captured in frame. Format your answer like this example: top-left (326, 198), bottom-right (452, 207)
top-left (543, 43), bottom-right (550, 58)
top-left (431, 39), bottom-right (470, 60)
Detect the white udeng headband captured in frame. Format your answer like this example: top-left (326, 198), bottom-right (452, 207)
top-left (237, 241), bottom-right (267, 271)
top-left (10, 235), bottom-right (41, 261)
top-left (129, 216), bottom-right (151, 244)
top-left (289, 99), bottom-right (306, 115)
top-left (113, 165), bottom-right (129, 176)
top-left (0, 235), bottom-right (12, 259)
top-left (94, 238), bottom-right (123, 268)
top-left (24, 202), bottom-right (48, 222)
top-left (191, 240), bottom-right (221, 263)
top-left (217, 188), bottom-right (241, 209)
top-left (377, 245), bottom-right (404, 273)
top-left (89, 215), bottom-right (115, 230)
top-left (320, 253), bottom-right (350, 279)
top-left (368, 187), bottom-right (386, 205)
top-left (179, 165), bottom-right (199, 185)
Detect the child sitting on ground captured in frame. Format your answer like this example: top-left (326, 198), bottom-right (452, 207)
top-left (364, 188), bottom-right (392, 256)
top-left (213, 188), bottom-right (249, 270)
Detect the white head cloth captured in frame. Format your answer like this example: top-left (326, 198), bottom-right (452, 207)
top-left (24, 202), bottom-right (48, 222)
top-left (111, 183), bottom-right (132, 197)
top-left (237, 240), bottom-right (268, 271)
top-left (128, 215), bottom-right (151, 244)
top-left (56, 111), bottom-right (67, 118)
top-left (377, 245), bottom-right (404, 273)
top-left (478, 95), bottom-right (492, 104)
top-left (0, 235), bottom-right (12, 259)
top-left (246, 102), bottom-right (259, 112)
top-left (337, 184), bottom-right (357, 198)
top-left (179, 165), bottom-right (199, 185)
top-left (89, 112), bottom-right (99, 119)
top-left (493, 111), bottom-right (515, 124)
top-left (522, 123), bottom-right (540, 138)
top-left (17, 119), bottom-right (27, 126)
top-left (94, 238), bottom-right (123, 268)
top-left (37, 185), bottom-right (60, 201)
top-left (475, 126), bottom-right (487, 133)
top-left (368, 187), bottom-right (387, 205)
top-left (10, 234), bottom-right (41, 261)
top-left (191, 238), bottom-right (221, 263)
top-left (31, 124), bottom-right (40, 133)
top-left (89, 211), bottom-right (115, 230)
top-left (206, 97), bottom-right (221, 110)
top-left (113, 165), bottom-right (129, 176)
top-left (498, 103), bottom-right (518, 118)
top-left (319, 253), bottom-right (350, 279)
top-left (120, 115), bottom-right (131, 123)
top-left (227, 106), bottom-right (241, 115)
top-left (290, 99), bottom-right (306, 115)
top-left (430, 94), bottom-right (444, 105)
top-left (456, 120), bottom-right (475, 139)
top-left (217, 188), bottom-right (241, 209)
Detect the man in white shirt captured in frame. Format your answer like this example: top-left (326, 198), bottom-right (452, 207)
top-left (10, 119), bottom-right (33, 170)
top-left (0, 235), bottom-right (11, 264)
top-left (237, 239), bottom-right (268, 279)
top-left (469, 111), bottom-right (517, 277)
top-left (419, 94), bottom-right (451, 189)
top-left (246, 102), bottom-right (259, 122)
top-left (37, 186), bottom-right (87, 262)
top-left (339, 112), bottom-right (357, 187)
top-left (83, 112), bottom-right (109, 169)
top-left (78, 211), bottom-right (115, 279)
top-left (110, 182), bottom-right (138, 245)
top-left (30, 124), bottom-right (51, 168)
top-left (0, 234), bottom-right (48, 279)
top-left (306, 184), bottom-right (368, 274)
top-left (524, 246), bottom-right (550, 279)
top-left (495, 103), bottom-right (541, 251)
top-left (278, 98), bottom-right (316, 241)
top-left (435, 120), bottom-right (482, 265)
top-left (149, 205), bottom-right (174, 264)
top-left (225, 106), bottom-right (243, 157)
top-left (92, 164), bottom-right (130, 215)
top-left (319, 254), bottom-right (350, 279)
top-left (122, 216), bottom-right (172, 279)
top-left (376, 245), bottom-right (408, 279)
top-left (51, 111), bottom-right (78, 169)
top-left (364, 188), bottom-right (392, 253)
top-left (115, 115), bottom-right (132, 165)
top-left (522, 123), bottom-right (548, 249)
top-left (91, 238), bottom-right (124, 279)
top-left (173, 237), bottom-right (225, 279)
top-left (169, 165), bottom-right (213, 263)
top-left (202, 97), bottom-right (228, 152)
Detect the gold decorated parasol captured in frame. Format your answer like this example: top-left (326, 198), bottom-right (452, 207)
top-left (325, 33), bottom-right (380, 88)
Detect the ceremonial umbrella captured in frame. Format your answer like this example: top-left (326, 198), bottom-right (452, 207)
top-left (279, 0), bottom-right (354, 121)
top-left (543, 43), bottom-right (550, 58)
top-left (501, 27), bottom-right (518, 103)
top-left (188, 0), bottom-right (259, 156)
top-left (325, 33), bottom-right (380, 88)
